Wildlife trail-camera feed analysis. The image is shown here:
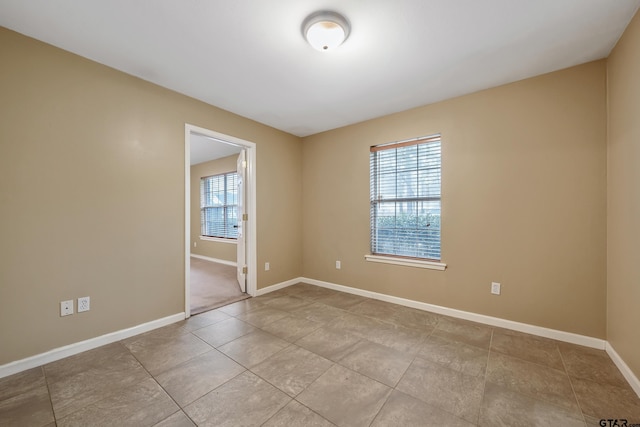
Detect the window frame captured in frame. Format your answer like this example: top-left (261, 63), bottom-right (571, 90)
top-left (200, 171), bottom-right (239, 240)
top-left (367, 134), bottom-right (446, 270)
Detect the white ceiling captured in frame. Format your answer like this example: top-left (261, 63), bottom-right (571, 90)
top-left (1, 1), bottom-right (639, 137)
top-left (190, 133), bottom-right (241, 166)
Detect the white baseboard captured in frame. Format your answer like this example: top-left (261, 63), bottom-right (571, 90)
top-left (299, 277), bottom-right (606, 350)
top-left (255, 277), bottom-right (301, 296)
top-left (190, 254), bottom-right (237, 267)
top-left (0, 312), bottom-right (185, 380)
top-left (606, 342), bottom-right (640, 398)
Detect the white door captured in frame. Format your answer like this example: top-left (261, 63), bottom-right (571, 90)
top-left (236, 149), bottom-right (247, 292)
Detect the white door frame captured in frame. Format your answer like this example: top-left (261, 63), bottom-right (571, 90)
top-left (235, 149), bottom-right (247, 292)
top-left (184, 124), bottom-right (257, 318)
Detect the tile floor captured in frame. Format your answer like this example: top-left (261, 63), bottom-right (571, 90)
top-left (1, 283), bottom-right (640, 426)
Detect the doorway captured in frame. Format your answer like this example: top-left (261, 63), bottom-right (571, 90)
top-left (184, 124), bottom-right (257, 318)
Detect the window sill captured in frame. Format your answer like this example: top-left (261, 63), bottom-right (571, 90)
top-left (200, 236), bottom-right (237, 244)
top-left (364, 254), bottom-right (447, 270)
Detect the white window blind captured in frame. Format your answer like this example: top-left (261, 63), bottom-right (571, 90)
top-left (370, 135), bottom-right (441, 261)
top-left (200, 172), bottom-right (238, 239)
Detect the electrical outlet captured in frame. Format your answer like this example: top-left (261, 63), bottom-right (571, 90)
top-left (60, 300), bottom-right (74, 316)
top-left (78, 296), bottom-right (90, 312)
top-left (265, 262), bottom-right (270, 271)
top-left (491, 282), bottom-right (501, 295)
top-left (193, 241), bottom-right (197, 248)
top-left (336, 260), bottom-right (341, 269)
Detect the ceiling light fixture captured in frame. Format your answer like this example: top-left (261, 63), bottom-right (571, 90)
top-left (302, 11), bottom-right (350, 51)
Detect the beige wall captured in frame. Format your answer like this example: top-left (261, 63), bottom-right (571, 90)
top-left (607, 10), bottom-right (640, 378)
top-left (302, 61), bottom-right (607, 338)
top-left (0, 27), bottom-right (302, 365)
top-left (190, 155), bottom-right (239, 262)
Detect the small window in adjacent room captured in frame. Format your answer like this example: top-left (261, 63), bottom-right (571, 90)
top-left (369, 135), bottom-right (442, 262)
top-left (200, 172), bottom-right (238, 239)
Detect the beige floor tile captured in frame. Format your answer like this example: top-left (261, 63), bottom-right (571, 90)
top-left (123, 329), bottom-right (212, 376)
top-left (290, 302), bottom-right (349, 323)
top-left (45, 343), bottom-right (150, 419)
top-left (372, 389), bottom-right (474, 427)
top-left (217, 298), bottom-right (265, 316)
top-left (296, 325), bottom-right (362, 362)
top-left (279, 283), bottom-right (318, 293)
top-left (261, 314), bottom-right (324, 342)
top-left (431, 316), bottom-right (493, 349)
top-left (0, 367), bottom-right (45, 401)
top-left (251, 345), bottom-right (333, 396)
top-left (261, 295), bottom-right (314, 312)
top-left (257, 287), bottom-right (294, 298)
top-left (44, 342), bottom-right (140, 383)
top-left (396, 357), bottom-right (484, 423)
top-left (121, 323), bottom-right (189, 347)
top-left (297, 364), bottom-right (391, 427)
top-left (154, 411), bottom-right (196, 427)
top-left (0, 385), bottom-right (54, 427)
top-left (571, 376), bottom-right (640, 421)
top-left (418, 335), bottom-right (488, 377)
top-left (559, 342), bottom-right (630, 388)
top-left (192, 317), bottom-right (257, 347)
top-left (184, 371), bottom-right (290, 427)
top-left (486, 352), bottom-right (581, 414)
top-left (284, 283), bottom-right (338, 300)
top-left (491, 328), bottom-right (564, 370)
top-left (177, 309), bottom-right (231, 332)
top-left (349, 298), bottom-right (439, 330)
top-left (263, 400), bottom-right (335, 427)
top-left (340, 315), bottom-right (428, 355)
top-left (314, 292), bottom-right (369, 310)
top-left (217, 330), bottom-right (289, 368)
top-left (479, 382), bottom-right (585, 427)
top-left (56, 377), bottom-right (178, 427)
top-left (327, 313), bottom-right (392, 340)
top-left (584, 415), bottom-right (604, 426)
top-left (155, 349), bottom-right (245, 407)
top-left (337, 340), bottom-right (414, 387)
top-left (236, 306), bottom-right (290, 328)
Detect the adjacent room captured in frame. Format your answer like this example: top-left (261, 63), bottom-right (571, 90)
top-left (1, 1), bottom-right (640, 425)
top-left (189, 132), bottom-right (250, 314)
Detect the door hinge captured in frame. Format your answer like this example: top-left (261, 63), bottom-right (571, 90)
top-left (242, 266), bottom-right (248, 274)
top-left (242, 213), bottom-right (248, 221)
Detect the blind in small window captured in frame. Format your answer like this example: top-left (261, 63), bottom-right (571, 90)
top-left (370, 135), bottom-right (441, 260)
top-left (200, 172), bottom-right (238, 239)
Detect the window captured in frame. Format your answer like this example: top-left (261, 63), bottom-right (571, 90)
top-left (370, 135), bottom-right (441, 261)
top-left (200, 172), bottom-right (238, 239)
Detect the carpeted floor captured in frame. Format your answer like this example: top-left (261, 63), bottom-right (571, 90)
top-left (190, 257), bottom-right (249, 314)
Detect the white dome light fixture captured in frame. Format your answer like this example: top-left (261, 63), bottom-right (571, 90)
top-left (302, 11), bottom-right (350, 51)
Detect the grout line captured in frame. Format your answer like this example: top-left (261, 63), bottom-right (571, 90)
top-left (487, 343), bottom-right (571, 373)
top-left (125, 328), bottom-right (248, 416)
top-left (478, 327), bottom-right (494, 425)
top-left (290, 397), bottom-right (339, 426)
top-left (558, 347), bottom-right (589, 424)
top-left (41, 365), bottom-right (57, 424)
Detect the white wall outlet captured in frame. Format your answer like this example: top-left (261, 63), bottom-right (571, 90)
top-left (336, 260), bottom-right (341, 269)
top-left (193, 241), bottom-right (197, 248)
top-left (265, 262), bottom-right (270, 271)
top-left (78, 296), bottom-right (90, 312)
top-left (491, 282), bottom-right (501, 295)
top-left (60, 300), bottom-right (74, 316)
